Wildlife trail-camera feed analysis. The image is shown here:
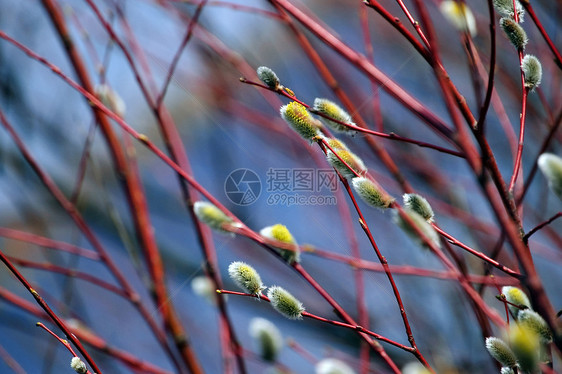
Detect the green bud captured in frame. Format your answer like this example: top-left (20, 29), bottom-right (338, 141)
top-left (228, 261), bottom-right (265, 297)
top-left (485, 337), bottom-right (517, 368)
top-left (267, 286), bottom-right (305, 320)
top-left (403, 193), bottom-right (434, 222)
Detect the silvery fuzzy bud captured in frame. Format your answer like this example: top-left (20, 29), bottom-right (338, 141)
top-left (260, 224), bottom-right (300, 264)
top-left (392, 208), bottom-right (441, 249)
top-left (70, 357), bottom-right (88, 374)
top-left (500, 17), bottom-right (528, 50)
top-left (485, 337), bottom-right (517, 368)
top-left (267, 286), bottom-right (305, 320)
top-left (493, 0), bottom-right (525, 21)
top-left (194, 201), bottom-right (236, 233)
top-left (315, 358), bottom-right (356, 374)
top-left (249, 317), bottom-right (283, 362)
top-left (537, 153), bottom-right (562, 200)
top-left (228, 261), bottom-right (265, 297)
top-left (439, 1), bottom-right (477, 37)
top-left (403, 193), bottom-right (434, 222)
top-left (518, 309), bottom-right (553, 343)
top-left (257, 66), bottom-right (280, 90)
top-left (313, 98), bottom-right (357, 135)
top-left (509, 324), bottom-right (540, 374)
top-left (280, 102), bottom-right (321, 142)
top-left (521, 55), bottom-right (542, 90)
top-left (327, 149), bottom-right (367, 179)
top-left (352, 177), bottom-right (394, 210)
top-left (501, 286), bottom-right (531, 318)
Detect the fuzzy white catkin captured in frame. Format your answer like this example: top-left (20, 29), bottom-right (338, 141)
top-left (249, 317), bottom-right (283, 362)
top-left (517, 309), bottom-right (553, 343)
top-left (280, 102), bottom-right (321, 142)
top-left (392, 208), bottom-right (441, 249)
top-left (403, 193), bottom-right (434, 222)
top-left (70, 357), bottom-right (87, 374)
top-left (313, 98), bottom-right (357, 135)
top-left (485, 337), bottom-right (517, 367)
top-left (259, 224), bottom-right (300, 264)
top-left (493, 0), bottom-right (524, 21)
top-left (257, 66), bottom-right (280, 89)
top-left (501, 286), bottom-right (531, 318)
top-left (537, 153), bottom-right (562, 200)
top-left (521, 55), bottom-right (542, 90)
top-left (193, 201), bottom-right (236, 233)
top-left (228, 261), bottom-right (265, 296)
top-left (500, 17), bottom-right (528, 49)
top-left (509, 324), bottom-right (540, 374)
top-left (351, 177), bottom-right (393, 210)
top-left (267, 286), bottom-right (305, 320)
top-left (439, 1), bottom-right (477, 36)
top-left (327, 149), bottom-right (367, 179)
top-left (315, 358), bottom-right (356, 374)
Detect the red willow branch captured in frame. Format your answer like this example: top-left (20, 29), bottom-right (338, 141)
top-left (0, 227), bottom-right (99, 260)
top-left (156, 0), bottom-right (208, 108)
top-left (0, 287), bottom-right (173, 374)
top-left (240, 78), bottom-right (464, 158)
top-left (305, 246), bottom-right (519, 285)
top-left (360, 1), bottom-right (560, 345)
top-left (523, 212), bottom-right (562, 244)
top-left (40, 1), bottom-right (203, 372)
top-left (6, 256), bottom-right (128, 298)
top-left (520, 0), bottom-right (562, 69)
top-left (84, 0), bottom-right (247, 370)
top-left (0, 106), bottom-right (180, 373)
top-left (475, 0), bottom-right (498, 135)
top-left (217, 289), bottom-right (417, 352)
top-left (0, 248), bottom-right (102, 373)
top-left (432, 227), bottom-right (521, 278)
top-left (4, 18), bottom-right (557, 359)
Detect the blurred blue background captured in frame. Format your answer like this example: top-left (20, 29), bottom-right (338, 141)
top-left (0, 0), bottom-right (560, 373)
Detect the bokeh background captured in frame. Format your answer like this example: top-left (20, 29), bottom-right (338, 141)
top-left (0, 0), bottom-right (560, 373)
